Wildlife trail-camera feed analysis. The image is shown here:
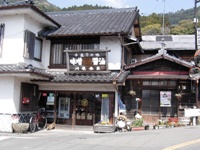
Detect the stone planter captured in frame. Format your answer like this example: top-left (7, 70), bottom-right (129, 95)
top-left (12, 123), bottom-right (29, 133)
top-left (93, 124), bottom-right (116, 133)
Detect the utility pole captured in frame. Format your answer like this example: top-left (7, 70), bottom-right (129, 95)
top-left (194, 0), bottom-right (200, 108)
top-left (162, 0), bottom-right (165, 35)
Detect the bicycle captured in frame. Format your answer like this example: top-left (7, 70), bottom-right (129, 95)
top-left (29, 107), bottom-right (47, 132)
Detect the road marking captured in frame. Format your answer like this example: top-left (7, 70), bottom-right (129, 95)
top-left (162, 139), bottom-right (200, 150)
top-left (0, 136), bottom-right (10, 141)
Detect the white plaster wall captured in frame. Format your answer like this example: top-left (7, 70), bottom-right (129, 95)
top-left (0, 14), bottom-right (51, 69)
top-left (100, 36), bottom-right (121, 70)
top-left (0, 76), bottom-right (30, 114)
top-left (0, 15), bottom-right (24, 64)
top-left (0, 77), bottom-right (16, 114)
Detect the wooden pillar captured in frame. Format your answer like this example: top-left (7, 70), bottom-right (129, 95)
top-left (196, 79), bottom-right (199, 108)
top-left (72, 92), bottom-right (77, 129)
top-left (54, 91), bottom-right (57, 123)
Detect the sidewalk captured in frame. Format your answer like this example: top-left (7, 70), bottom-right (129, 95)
top-left (0, 124), bottom-right (94, 137)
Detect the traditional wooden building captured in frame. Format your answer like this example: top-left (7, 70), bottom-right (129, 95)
top-left (123, 35), bottom-right (195, 123)
top-left (0, 2), bottom-right (142, 132)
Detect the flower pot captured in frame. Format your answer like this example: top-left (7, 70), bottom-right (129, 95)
top-left (12, 123), bottom-right (29, 133)
top-left (132, 126), bottom-right (145, 131)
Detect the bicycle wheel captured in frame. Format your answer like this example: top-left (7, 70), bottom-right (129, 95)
top-left (37, 115), bottom-right (47, 130)
top-left (29, 116), bottom-right (36, 132)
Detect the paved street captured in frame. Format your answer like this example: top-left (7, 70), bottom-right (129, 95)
top-left (1, 125), bottom-right (200, 150)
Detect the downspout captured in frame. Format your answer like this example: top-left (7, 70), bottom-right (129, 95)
top-left (118, 33), bottom-right (125, 70)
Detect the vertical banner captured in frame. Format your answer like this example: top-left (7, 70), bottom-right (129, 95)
top-left (197, 28), bottom-right (200, 49)
top-left (160, 91), bottom-right (171, 107)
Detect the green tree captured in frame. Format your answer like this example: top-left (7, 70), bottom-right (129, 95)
top-left (142, 23), bottom-right (162, 35)
top-left (170, 19), bottom-right (194, 35)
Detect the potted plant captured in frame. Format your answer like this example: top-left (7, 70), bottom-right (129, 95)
top-left (128, 90), bottom-right (136, 97)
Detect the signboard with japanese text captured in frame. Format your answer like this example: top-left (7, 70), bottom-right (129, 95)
top-left (197, 28), bottom-right (200, 49)
top-left (69, 52), bottom-right (106, 71)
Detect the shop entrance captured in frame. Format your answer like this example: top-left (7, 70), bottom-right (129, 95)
top-left (75, 94), bottom-right (96, 125)
top-left (38, 92), bottom-right (115, 126)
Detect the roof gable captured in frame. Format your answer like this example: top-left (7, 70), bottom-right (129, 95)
top-left (125, 49), bottom-right (194, 70)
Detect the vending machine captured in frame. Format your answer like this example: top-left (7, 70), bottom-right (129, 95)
top-left (58, 97), bottom-right (70, 119)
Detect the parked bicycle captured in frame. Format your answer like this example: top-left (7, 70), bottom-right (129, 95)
top-left (29, 106), bottom-right (47, 132)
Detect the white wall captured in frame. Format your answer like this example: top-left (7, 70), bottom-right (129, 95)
top-left (0, 77), bottom-right (17, 114)
top-left (0, 14), bottom-right (51, 69)
top-left (0, 15), bottom-right (24, 64)
top-left (0, 76), bottom-right (31, 114)
top-left (100, 36), bottom-right (121, 70)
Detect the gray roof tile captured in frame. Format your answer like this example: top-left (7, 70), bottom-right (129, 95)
top-left (46, 8), bottom-right (138, 36)
top-left (0, 64), bottom-right (129, 84)
top-left (141, 35), bottom-right (195, 50)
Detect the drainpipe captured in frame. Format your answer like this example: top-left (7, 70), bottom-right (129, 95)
top-left (118, 33), bottom-right (125, 70)
top-left (112, 70), bottom-right (123, 117)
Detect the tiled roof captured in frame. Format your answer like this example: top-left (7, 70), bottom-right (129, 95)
top-left (0, 63), bottom-right (53, 78)
top-left (0, 63), bottom-right (129, 84)
top-left (52, 72), bottom-right (118, 83)
top-left (46, 8), bottom-right (139, 36)
top-left (125, 49), bottom-right (194, 70)
top-left (141, 35), bottom-right (195, 50)
top-left (51, 70), bottom-right (129, 84)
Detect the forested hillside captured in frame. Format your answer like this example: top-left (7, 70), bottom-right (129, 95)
top-left (0, 0), bottom-right (199, 35)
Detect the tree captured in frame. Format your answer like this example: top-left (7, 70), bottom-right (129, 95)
top-left (142, 24), bottom-right (162, 35)
top-left (170, 19), bottom-right (194, 35)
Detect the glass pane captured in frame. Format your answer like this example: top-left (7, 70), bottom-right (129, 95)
top-left (52, 44), bottom-right (63, 64)
top-left (101, 95), bottom-right (109, 122)
top-left (152, 81), bottom-right (158, 86)
top-left (143, 81), bottom-right (150, 86)
top-left (34, 38), bottom-right (42, 60)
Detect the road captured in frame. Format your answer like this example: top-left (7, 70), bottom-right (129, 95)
top-left (1, 126), bottom-right (200, 150)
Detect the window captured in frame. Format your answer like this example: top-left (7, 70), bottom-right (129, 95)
top-left (0, 23), bottom-right (5, 57)
top-left (24, 30), bottom-right (42, 61)
top-left (34, 38), bottom-right (42, 60)
top-left (50, 37), bottom-right (101, 69)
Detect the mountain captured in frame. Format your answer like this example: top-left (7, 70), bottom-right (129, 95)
top-left (0, 0), bottom-right (61, 12)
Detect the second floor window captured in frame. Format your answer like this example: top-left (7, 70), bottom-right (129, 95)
top-left (24, 30), bottom-right (42, 61)
top-left (50, 38), bottom-right (100, 69)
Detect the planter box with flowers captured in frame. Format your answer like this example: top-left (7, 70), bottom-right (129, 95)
top-left (131, 115), bottom-right (149, 131)
top-left (93, 121), bottom-right (116, 133)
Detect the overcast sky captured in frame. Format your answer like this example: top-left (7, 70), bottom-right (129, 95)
top-left (47, 0), bottom-right (195, 15)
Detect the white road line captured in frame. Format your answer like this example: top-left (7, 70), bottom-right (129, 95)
top-left (0, 136), bottom-right (10, 141)
top-left (162, 139), bottom-right (200, 150)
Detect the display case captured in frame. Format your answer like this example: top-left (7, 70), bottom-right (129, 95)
top-left (58, 97), bottom-right (70, 119)
top-left (76, 99), bottom-right (93, 125)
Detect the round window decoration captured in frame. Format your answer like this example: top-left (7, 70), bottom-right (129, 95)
top-left (81, 99), bottom-right (88, 106)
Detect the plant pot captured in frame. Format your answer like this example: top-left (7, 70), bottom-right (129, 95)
top-left (93, 124), bottom-right (116, 133)
top-left (12, 123), bottom-right (29, 133)
top-left (153, 125), bottom-right (159, 130)
top-left (132, 126), bottom-right (145, 131)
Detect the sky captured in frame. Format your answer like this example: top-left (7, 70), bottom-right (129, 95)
top-left (47, 0), bottom-right (195, 15)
